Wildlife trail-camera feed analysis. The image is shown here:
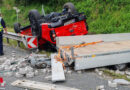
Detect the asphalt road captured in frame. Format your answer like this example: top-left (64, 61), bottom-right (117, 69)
top-left (0, 45), bottom-right (130, 90)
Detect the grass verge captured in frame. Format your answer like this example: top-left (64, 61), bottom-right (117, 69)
top-left (102, 69), bottom-right (130, 81)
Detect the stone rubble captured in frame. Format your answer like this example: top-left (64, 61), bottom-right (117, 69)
top-left (108, 80), bottom-right (117, 88)
top-left (96, 85), bottom-right (105, 90)
top-left (0, 53), bottom-right (51, 78)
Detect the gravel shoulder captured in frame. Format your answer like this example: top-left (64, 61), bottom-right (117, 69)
top-left (0, 45), bottom-right (130, 90)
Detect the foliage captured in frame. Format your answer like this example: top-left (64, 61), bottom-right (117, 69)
top-left (1, 0), bottom-right (130, 34)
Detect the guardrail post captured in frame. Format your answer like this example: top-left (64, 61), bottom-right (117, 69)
top-left (6, 38), bottom-right (9, 43)
top-left (17, 41), bottom-right (20, 47)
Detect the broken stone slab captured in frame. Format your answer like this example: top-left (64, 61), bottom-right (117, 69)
top-left (46, 68), bottom-right (51, 73)
top-left (0, 57), bottom-right (7, 63)
top-left (0, 65), bottom-right (4, 70)
top-left (67, 70), bottom-right (72, 74)
top-left (3, 60), bottom-right (11, 65)
top-left (125, 71), bottom-right (130, 76)
top-left (45, 75), bottom-right (52, 81)
top-left (96, 85), bottom-right (105, 90)
top-left (4, 65), bottom-right (10, 71)
top-left (115, 70), bottom-right (125, 75)
top-left (127, 76), bottom-right (130, 79)
top-left (77, 70), bottom-right (82, 74)
top-left (25, 66), bottom-right (34, 73)
top-left (15, 72), bottom-right (24, 78)
top-left (12, 66), bottom-right (17, 71)
top-left (34, 70), bottom-right (39, 76)
top-left (19, 68), bottom-right (27, 75)
top-left (26, 72), bottom-right (34, 78)
top-left (64, 69), bottom-right (67, 74)
top-left (40, 69), bottom-right (47, 74)
top-left (95, 69), bottom-right (103, 76)
top-left (113, 79), bottom-right (130, 85)
top-left (108, 80), bottom-right (117, 88)
top-left (95, 68), bottom-right (99, 73)
top-left (4, 72), bottom-right (13, 77)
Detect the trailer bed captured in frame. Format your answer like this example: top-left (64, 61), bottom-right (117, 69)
top-left (62, 40), bottom-right (130, 56)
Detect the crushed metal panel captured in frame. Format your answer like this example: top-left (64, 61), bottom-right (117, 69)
top-left (75, 52), bottom-right (130, 70)
top-left (51, 54), bottom-right (65, 82)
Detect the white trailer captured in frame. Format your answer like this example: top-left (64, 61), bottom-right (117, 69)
top-left (56, 33), bottom-right (130, 70)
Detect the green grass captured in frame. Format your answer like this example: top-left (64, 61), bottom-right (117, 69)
top-left (1, 0), bottom-right (130, 34)
top-left (103, 69), bottom-right (130, 81)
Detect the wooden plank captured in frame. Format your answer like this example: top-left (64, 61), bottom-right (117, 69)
top-left (11, 79), bottom-right (79, 90)
top-left (51, 54), bottom-right (65, 82)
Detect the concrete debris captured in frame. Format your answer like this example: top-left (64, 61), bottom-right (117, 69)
top-left (45, 75), bottom-right (52, 81)
top-left (26, 72), bottom-right (34, 78)
top-left (125, 71), bottom-right (130, 76)
top-left (108, 80), bottom-right (117, 88)
top-left (126, 76), bottom-right (130, 79)
top-left (95, 68), bottom-right (99, 73)
top-left (46, 68), bottom-right (51, 73)
top-left (15, 72), bottom-right (24, 78)
top-left (0, 53), bottom-right (49, 78)
top-left (98, 71), bottom-right (103, 76)
top-left (19, 68), bottom-right (27, 75)
top-left (77, 70), bottom-right (82, 74)
top-left (67, 70), bottom-right (72, 74)
top-left (0, 57), bottom-right (7, 63)
top-left (25, 66), bottom-right (34, 73)
top-left (115, 70), bottom-right (125, 75)
top-left (96, 85), bottom-right (105, 90)
top-left (95, 68), bottom-right (103, 76)
top-left (113, 79), bottom-right (130, 85)
top-left (64, 69), bottom-right (67, 74)
top-left (41, 69), bottom-right (47, 74)
top-left (34, 70), bottom-right (39, 76)
top-left (4, 72), bottom-right (13, 77)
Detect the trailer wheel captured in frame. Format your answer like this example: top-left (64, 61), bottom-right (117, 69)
top-left (28, 10), bottom-right (41, 36)
top-left (63, 2), bottom-right (77, 14)
top-left (14, 23), bottom-right (21, 33)
top-left (114, 63), bottom-right (127, 71)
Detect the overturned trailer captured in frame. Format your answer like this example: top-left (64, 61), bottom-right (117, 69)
top-left (56, 33), bottom-right (130, 70)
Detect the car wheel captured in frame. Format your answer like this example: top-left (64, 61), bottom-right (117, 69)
top-left (28, 9), bottom-right (41, 36)
top-left (63, 2), bottom-right (77, 14)
top-left (14, 23), bottom-right (21, 33)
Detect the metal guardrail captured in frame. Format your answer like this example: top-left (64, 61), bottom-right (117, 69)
top-left (3, 32), bottom-right (23, 47)
top-left (3, 32), bottom-right (22, 41)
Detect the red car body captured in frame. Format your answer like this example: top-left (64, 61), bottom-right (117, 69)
top-left (20, 20), bottom-right (88, 47)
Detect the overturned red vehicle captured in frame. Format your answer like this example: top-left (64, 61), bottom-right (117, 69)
top-left (14, 3), bottom-right (88, 49)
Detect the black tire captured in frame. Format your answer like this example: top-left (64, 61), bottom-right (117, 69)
top-left (63, 2), bottom-right (77, 14)
top-left (14, 23), bottom-right (21, 33)
top-left (114, 64), bottom-right (127, 71)
top-left (28, 9), bottom-right (41, 36)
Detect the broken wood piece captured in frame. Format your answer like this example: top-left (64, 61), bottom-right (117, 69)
top-left (11, 79), bottom-right (79, 90)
